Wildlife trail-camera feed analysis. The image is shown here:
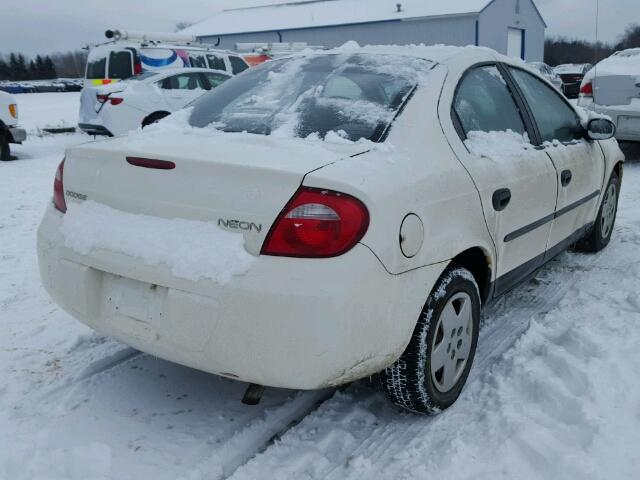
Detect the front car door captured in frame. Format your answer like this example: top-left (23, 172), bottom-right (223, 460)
top-left (507, 67), bottom-right (606, 255)
top-left (448, 65), bottom-right (559, 296)
top-left (158, 73), bottom-right (208, 110)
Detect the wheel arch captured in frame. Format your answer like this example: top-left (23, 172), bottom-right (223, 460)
top-left (449, 247), bottom-right (493, 304)
top-left (141, 110), bottom-right (171, 127)
top-left (613, 161), bottom-right (624, 183)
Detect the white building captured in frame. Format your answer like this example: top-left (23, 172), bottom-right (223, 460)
top-left (183, 0), bottom-right (547, 61)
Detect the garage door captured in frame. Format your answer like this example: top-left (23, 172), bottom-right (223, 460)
top-left (507, 28), bottom-right (524, 59)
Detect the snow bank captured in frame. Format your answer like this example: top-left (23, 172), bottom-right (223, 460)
top-left (15, 92), bottom-right (80, 134)
top-left (61, 201), bottom-right (253, 284)
top-left (464, 129), bottom-right (532, 158)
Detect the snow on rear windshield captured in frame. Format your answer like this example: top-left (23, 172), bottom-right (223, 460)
top-left (188, 54), bottom-right (434, 142)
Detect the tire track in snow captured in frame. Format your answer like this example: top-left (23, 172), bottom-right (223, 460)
top-left (227, 249), bottom-right (604, 480)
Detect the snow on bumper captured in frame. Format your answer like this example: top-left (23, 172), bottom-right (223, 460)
top-left (37, 205), bottom-right (445, 389)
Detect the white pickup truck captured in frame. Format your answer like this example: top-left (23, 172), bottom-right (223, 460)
top-left (0, 90), bottom-right (27, 160)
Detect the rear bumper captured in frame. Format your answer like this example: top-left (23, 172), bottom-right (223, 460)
top-left (8, 126), bottom-right (26, 143)
top-left (37, 205), bottom-right (444, 389)
top-left (78, 123), bottom-right (113, 136)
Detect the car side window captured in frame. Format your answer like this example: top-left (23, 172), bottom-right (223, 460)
top-left (206, 54), bottom-right (226, 71)
top-left (453, 65), bottom-right (526, 136)
top-left (203, 73), bottom-right (229, 90)
top-left (189, 54), bottom-right (207, 69)
top-left (229, 56), bottom-right (249, 75)
top-left (160, 73), bottom-right (205, 90)
top-left (509, 68), bottom-right (583, 143)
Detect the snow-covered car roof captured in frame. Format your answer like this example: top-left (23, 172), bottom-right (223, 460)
top-left (554, 64), bottom-right (591, 74)
top-left (583, 48), bottom-right (640, 83)
top-left (303, 42), bottom-right (503, 66)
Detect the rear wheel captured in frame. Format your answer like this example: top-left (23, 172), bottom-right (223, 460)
top-left (381, 267), bottom-right (480, 414)
top-left (141, 111), bottom-right (170, 128)
top-left (576, 172), bottom-right (620, 252)
top-left (0, 133), bottom-right (10, 161)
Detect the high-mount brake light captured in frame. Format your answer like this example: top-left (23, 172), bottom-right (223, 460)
top-left (53, 160), bottom-right (67, 213)
top-left (261, 187), bottom-right (369, 258)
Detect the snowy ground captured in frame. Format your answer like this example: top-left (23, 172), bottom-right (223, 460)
top-left (1, 94), bottom-right (640, 480)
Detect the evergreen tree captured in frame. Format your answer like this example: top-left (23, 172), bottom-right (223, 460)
top-left (44, 56), bottom-right (57, 79)
top-left (28, 59), bottom-right (37, 79)
top-left (0, 57), bottom-right (9, 80)
top-left (35, 55), bottom-right (45, 79)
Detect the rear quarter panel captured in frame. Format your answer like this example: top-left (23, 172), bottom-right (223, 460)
top-left (304, 64), bottom-right (495, 277)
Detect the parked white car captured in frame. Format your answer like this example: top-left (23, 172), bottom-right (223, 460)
top-left (38, 46), bottom-right (624, 414)
top-left (579, 48), bottom-right (640, 142)
top-left (78, 68), bottom-right (231, 136)
top-left (0, 90), bottom-right (26, 160)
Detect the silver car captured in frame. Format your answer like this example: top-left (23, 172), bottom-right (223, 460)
top-left (529, 62), bottom-right (564, 93)
top-left (579, 48), bottom-right (640, 142)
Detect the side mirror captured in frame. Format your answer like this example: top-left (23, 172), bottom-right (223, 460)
top-left (587, 118), bottom-right (616, 141)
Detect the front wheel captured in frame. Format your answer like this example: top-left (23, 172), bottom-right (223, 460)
top-left (381, 267), bottom-right (480, 414)
top-left (576, 171), bottom-right (620, 252)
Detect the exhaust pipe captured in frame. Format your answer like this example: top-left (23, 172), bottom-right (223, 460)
top-left (242, 384), bottom-right (266, 406)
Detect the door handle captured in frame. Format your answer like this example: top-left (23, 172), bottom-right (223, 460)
top-left (492, 188), bottom-right (511, 211)
top-left (561, 169), bottom-right (573, 186)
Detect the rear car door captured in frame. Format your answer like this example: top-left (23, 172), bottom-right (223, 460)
top-left (450, 65), bottom-right (559, 296)
top-left (508, 67), bottom-right (605, 253)
top-left (158, 73), bottom-right (208, 109)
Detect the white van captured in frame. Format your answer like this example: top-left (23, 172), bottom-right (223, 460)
top-left (84, 30), bottom-right (249, 87)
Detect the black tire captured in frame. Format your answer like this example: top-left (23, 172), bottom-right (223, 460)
top-left (575, 171), bottom-right (620, 253)
top-left (141, 111), bottom-right (170, 128)
top-left (0, 133), bottom-right (10, 161)
top-left (381, 267), bottom-right (481, 414)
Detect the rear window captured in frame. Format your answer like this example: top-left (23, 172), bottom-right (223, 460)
top-left (86, 56), bottom-right (106, 79)
top-left (189, 54), bottom-right (432, 143)
top-left (109, 51), bottom-right (133, 79)
top-left (229, 56), bottom-right (249, 75)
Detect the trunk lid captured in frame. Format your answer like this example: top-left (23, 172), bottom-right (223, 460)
top-left (63, 129), bottom-right (370, 256)
top-left (594, 74), bottom-right (640, 106)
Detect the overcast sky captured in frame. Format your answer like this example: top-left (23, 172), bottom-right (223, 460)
top-left (0, 0), bottom-right (634, 57)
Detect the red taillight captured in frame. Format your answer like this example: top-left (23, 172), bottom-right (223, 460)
top-left (580, 82), bottom-right (593, 97)
top-left (53, 160), bottom-right (66, 213)
top-left (134, 62), bottom-right (142, 75)
top-left (96, 94), bottom-right (123, 105)
top-left (261, 187), bottom-right (369, 258)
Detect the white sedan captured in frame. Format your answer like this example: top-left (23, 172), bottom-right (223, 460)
top-left (579, 48), bottom-right (640, 142)
top-left (78, 68), bottom-right (231, 136)
top-left (39, 46), bottom-right (623, 414)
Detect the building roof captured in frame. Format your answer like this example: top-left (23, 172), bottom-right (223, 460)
top-left (182, 0), bottom-right (494, 37)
